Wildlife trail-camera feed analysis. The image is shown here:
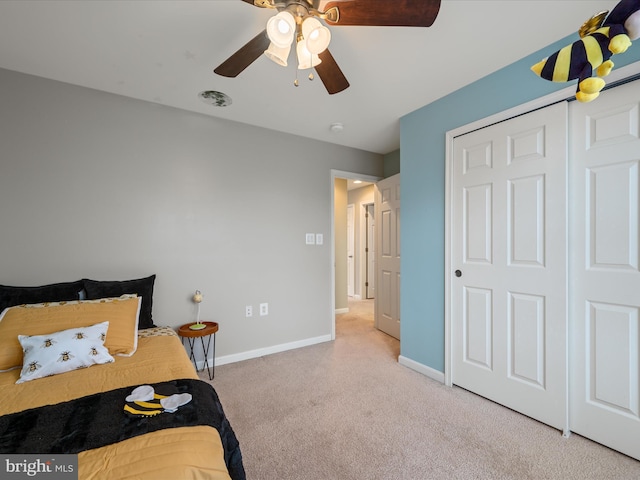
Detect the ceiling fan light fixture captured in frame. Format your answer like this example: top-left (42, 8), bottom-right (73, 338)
top-left (213, 0), bottom-right (442, 95)
top-left (264, 42), bottom-right (291, 66)
top-left (296, 40), bottom-right (321, 70)
top-left (266, 11), bottom-right (296, 48)
top-left (301, 17), bottom-right (331, 54)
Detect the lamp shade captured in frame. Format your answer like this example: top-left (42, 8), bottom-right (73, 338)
top-left (264, 42), bottom-right (291, 66)
top-left (301, 17), bottom-right (331, 54)
top-left (296, 40), bottom-right (321, 69)
top-left (266, 11), bottom-right (296, 48)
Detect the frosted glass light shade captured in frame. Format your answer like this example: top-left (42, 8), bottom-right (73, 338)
top-left (266, 11), bottom-right (296, 48)
top-left (264, 42), bottom-right (291, 66)
top-left (296, 40), bottom-right (321, 69)
top-left (301, 17), bottom-right (331, 54)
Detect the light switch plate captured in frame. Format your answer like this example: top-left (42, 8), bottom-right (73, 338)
top-left (305, 233), bottom-right (315, 245)
top-left (315, 233), bottom-right (323, 245)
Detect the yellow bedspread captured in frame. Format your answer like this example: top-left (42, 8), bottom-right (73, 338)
top-left (0, 328), bottom-right (232, 480)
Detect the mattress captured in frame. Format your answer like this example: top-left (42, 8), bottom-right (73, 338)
top-left (0, 326), bottom-right (244, 480)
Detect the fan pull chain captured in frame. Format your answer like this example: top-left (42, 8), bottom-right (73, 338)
top-left (292, 41), bottom-right (315, 86)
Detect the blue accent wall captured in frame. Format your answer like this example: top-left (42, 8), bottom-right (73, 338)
top-left (400, 33), bottom-right (640, 372)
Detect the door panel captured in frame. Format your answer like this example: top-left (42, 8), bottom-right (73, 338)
top-left (347, 204), bottom-right (355, 297)
top-left (464, 286), bottom-right (492, 369)
top-left (366, 204), bottom-right (376, 299)
top-left (589, 302), bottom-right (638, 415)
top-left (570, 80), bottom-right (640, 460)
top-left (589, 162), bottom-right (638, 269)
top-left (509, 292), bottom-right (545, 388)
top-left (509, 175), bottom-right (544, 266)
top-left (452, 102), bottom-right (568, 431)
top-left (464, 183), bottom-right (492, 264)
top-left (375, 174), bottom-right (400, 339)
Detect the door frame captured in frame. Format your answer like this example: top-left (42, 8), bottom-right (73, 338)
top-left (444, 62), bottom-right (640, 432)
top-left (330, 169), bottom-right (382, 340)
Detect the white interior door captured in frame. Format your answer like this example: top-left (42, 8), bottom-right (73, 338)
top-left (375, 174), bottom-right (400, 339)
top-left (570, 80), bottom-right (640, 460)
top-left (347, 204), bottom-right (355, 298)
top-left (366, 203), bottom-right (376, 299)
top-left (451, 102), bottom-right (568, 431)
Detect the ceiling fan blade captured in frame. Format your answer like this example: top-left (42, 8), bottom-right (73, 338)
top-left (315, 49), bottom-right (350, 95)
top-left (323, 0), bottom-right (441, 27)
top-left (214, 29), bottom-right (270, 78)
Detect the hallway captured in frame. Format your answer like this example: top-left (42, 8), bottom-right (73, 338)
top-left (336, 298), bottom-right (399, 359)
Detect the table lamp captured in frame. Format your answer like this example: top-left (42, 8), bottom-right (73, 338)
top-left (190, 290), bottom-right (206, 330)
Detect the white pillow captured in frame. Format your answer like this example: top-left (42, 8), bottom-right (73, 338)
top-left (16, 321), bottom-right (114, 384)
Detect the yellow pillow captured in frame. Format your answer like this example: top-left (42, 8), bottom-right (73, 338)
top-left (0, 295), bottom-right (141, 371)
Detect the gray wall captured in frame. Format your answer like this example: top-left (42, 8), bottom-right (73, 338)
top-left (0, 68), bottom-right (383, 360)
top-left (383, 149), bottom-right (400, 177)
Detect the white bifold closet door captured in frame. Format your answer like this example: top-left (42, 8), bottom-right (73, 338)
top-left (570, 79), bottom-right (640, 460)
top-left (452, 102), bottom-right (569, 432)
top-left (452, 80), bottom-right (640, 460)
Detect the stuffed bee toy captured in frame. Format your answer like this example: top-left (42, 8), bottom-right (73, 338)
top-left (531, 0), bottom-right (640, 102)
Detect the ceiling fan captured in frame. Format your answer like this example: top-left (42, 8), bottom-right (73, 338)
top-left (213, 0), bottom-right (442, 94)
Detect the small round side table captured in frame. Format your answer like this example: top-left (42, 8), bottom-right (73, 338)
top-left (177, 321), bottom-right (218, 380)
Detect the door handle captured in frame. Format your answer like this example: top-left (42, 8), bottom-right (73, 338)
top-left (455, 270), bottom-right (462, 278)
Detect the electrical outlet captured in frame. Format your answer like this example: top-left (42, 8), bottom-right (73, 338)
top-left (315, 233), bottom-right (323, 245)
top-left (245, 305), bottom-right (253, 317)
top-left (259, 303), bottom-right (268, 316)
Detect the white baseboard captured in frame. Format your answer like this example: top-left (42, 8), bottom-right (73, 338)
top-left (215, 334), bottom-right (333, 366)
top-left (335, 307), bottom-right (349, 314)
top-left (399, 355), bottom-right (445, 384)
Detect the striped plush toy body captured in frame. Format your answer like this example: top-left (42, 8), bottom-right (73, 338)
top-left (531, 0), bottom-right (640, 102)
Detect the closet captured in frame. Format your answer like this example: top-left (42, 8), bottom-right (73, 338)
top-left (450, 80), bottom-right (640, 460)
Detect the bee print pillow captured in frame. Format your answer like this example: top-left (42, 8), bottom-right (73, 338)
top-left (16, 321), bottom-right (114, 384)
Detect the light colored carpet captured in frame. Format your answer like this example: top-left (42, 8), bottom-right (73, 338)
top-left (202, 299), bottom-right (640, 479)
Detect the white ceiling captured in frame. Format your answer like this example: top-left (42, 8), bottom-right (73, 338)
top-left (0, 0), bottom-right (618, 155)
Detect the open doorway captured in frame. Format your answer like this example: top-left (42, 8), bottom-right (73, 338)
top-left (330, 170), bottom-right (381, 340)
top-left (347, 185), bottom-right (375, 301)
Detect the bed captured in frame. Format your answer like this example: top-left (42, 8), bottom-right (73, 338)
top-left (0, 276), bottom-right (245, 480)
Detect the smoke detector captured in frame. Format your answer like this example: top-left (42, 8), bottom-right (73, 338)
top-left (330, 122), bottom-right (344, 133)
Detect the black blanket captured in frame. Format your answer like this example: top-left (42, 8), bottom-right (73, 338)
top-left (0, 378), bottom-right (245, 480)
